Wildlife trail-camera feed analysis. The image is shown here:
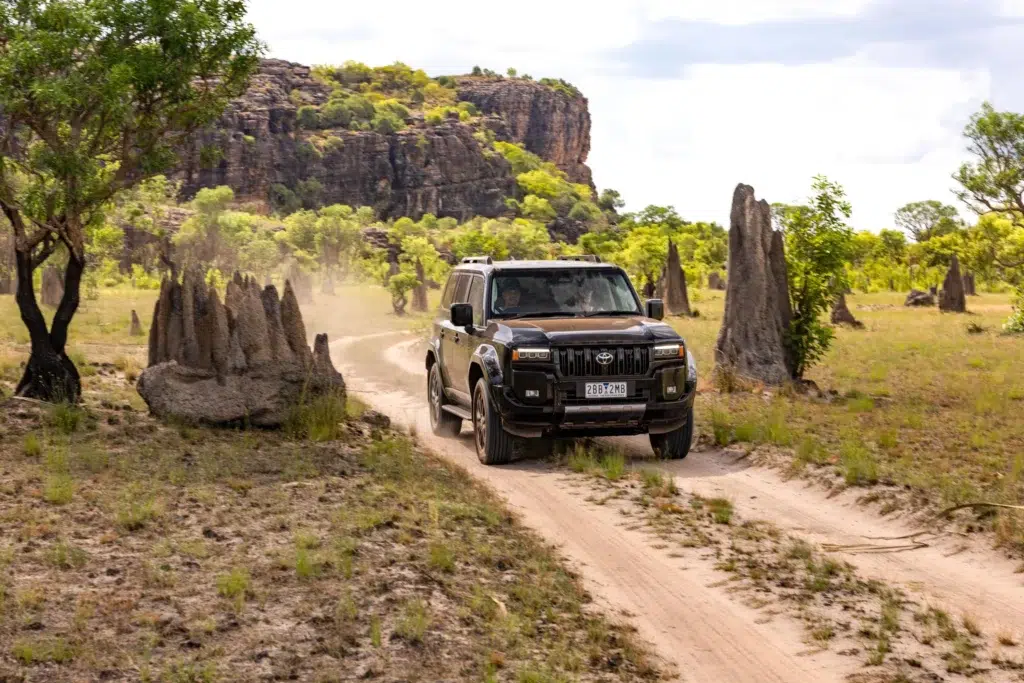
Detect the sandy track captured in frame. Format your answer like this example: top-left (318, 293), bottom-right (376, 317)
top-left (335, 333), bottom-right (852, 682)
top-left (335, 331), bottom-right (1024, 680)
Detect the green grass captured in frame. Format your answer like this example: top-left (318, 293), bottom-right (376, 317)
top-left (216, 568), bottom-right (252, 608)
top-left (22, 433), bottom-right (42, 457)
top-left (599, 451), bottom-right (627, 481)
top-left (285, 390), bottom-right (347, 442)
top-left (676, 290), bottom-right (1024, 549)
top-left (395, 598), bottom-right (430, 644)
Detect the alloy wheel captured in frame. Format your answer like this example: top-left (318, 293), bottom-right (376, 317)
top-left (474, 386), bottom-right (487, 456)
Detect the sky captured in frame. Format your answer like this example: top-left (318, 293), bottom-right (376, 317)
top-left (245, 0), bottom-right (1024, 231)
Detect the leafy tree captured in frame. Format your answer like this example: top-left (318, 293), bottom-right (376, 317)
top-left (615, 226), bottom-right (667, 295)
top-left (598, 189), bottom-right (625, 213)
top-left (894, 200), bottom-right (963, 242)
top-left (0, 0), bottom-right (262, 400)
top-left (776, 176), bottom-right (855, 380)
top-left (953, 102), bottom-right (1024, 298)
top-left (388, 271), bottom-right (419, 315)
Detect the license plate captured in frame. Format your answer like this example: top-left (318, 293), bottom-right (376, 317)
top-left (584, 382), bottom-right (627, 399)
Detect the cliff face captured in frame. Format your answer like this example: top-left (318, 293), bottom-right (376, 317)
top-left (174, 60), bottom-right (594, 219)
top-left (455, 77), bottom-right (593, 188)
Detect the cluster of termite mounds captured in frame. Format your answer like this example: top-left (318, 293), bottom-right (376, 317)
top-left (136, 265), bottom-right (344, 427)
top-left (904, 255), bottom-right (972, 312)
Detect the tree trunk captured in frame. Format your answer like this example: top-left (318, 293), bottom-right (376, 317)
top-left (14, 251), bottom-right (83, 402)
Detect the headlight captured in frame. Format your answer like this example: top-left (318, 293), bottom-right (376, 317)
top-left (653, 343), bottom-right (684, 359)
top-left (687, 349), bottom-right (697, 380)
top-left (512, 348), bottom-right (550, 362)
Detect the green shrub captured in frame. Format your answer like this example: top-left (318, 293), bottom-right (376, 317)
top-left (1004, 287), bottom-right (1024, 334)
top-left (296, 105), bottom-right (321, 129)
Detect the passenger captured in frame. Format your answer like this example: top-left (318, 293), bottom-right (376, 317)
top-left (495, 278), bottom-right (522, 315)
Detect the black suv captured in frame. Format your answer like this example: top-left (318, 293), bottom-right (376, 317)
top-left (425, 256), bottom-right (697, 465)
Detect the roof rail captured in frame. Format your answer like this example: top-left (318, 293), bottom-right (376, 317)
top-left (559, 254), bottom-right (601, 263)
top-left (461, 256), bottom-right (493, 264)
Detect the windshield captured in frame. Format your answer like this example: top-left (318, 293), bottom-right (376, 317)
top-left (489, 269), bottom-right (642, 319)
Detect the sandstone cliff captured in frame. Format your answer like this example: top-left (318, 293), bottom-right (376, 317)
top-left (174, 60), bottom-right (594, 221)
top-left (455, 77), bottom-right (592, 187)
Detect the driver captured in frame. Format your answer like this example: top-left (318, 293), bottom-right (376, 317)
top-left (495, 278), bottom-right (522, 315)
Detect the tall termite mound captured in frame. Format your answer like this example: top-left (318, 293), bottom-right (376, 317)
top-left (714, 184), bottom-right (793, 385)
top-left (662, 240), bottom-right (692, 317)
top-left (939, 255), bottom-right (967, 313)
top-left (138, 267), bottom-right (344, 427)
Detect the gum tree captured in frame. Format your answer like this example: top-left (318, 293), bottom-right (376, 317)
top-left (0, 0), bottom-right (262, 401)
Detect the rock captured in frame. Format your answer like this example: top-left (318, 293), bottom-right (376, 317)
top-left (962, 271), bottom-right (977, 296)
top-left (172, 60), bottom-right (525, 223)
top-left (708, 271), bottom-right (726, 291)
top-left (939, 255), bottom-right (967, 313)
top-left (714, 184), bottom-right (793, 386)
top-left (280, 280), bottom-right (313, 367)
top-left (40, 264), bottom-right (64, 307)
top-left (166, 280), bottom-right (185, 363)
top-left (180, 265), bottom-right (201, 367)
top-left (456, 75), bottom-right (593, 186)
top-left (129, 310), bottom-right (143, 337)
top-left (313, 333), bottom-right (345, 395)
top-left (208, 285), bottom-right (230, 379)
top-left (136, 360), bottom-right (343, 427)
top-left (237, 286), bottom-right (272, 365)
top-left (261, 285), bottom-right (294, 363)
top-left (412, 260), bottom-right (428, 313)
top-left (904, 289), bottom-right (935, 307)
top-left (662, 240), bottom-right (691, 317)
top-left (360, 410), bottom-right (391, 430)
top-left (137, 266), bottom-right (345, 427)
top-left (830, 293), bottom-right (864, 328)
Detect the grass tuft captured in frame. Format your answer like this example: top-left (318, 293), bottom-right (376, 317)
top-left (22, 432), bottom-right (42, 457)
top-left (395, 598), bottom-right (430, 644)
top-left (285, 391), bottom-right (346, 442)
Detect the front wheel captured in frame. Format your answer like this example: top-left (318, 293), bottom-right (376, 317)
top-left (428, 363), bottom-right (462, 437)
top-left (472, 378), bottom-right (518, 465)
top-left (650, 405), bottom-right (694, 460)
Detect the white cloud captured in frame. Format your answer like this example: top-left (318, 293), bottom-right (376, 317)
top-left (245, 0), bottom-right (997, 230)
top-left (641, 0), bottom-right (872, 24)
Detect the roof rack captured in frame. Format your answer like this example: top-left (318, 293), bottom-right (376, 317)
top-left (461, 256), bottom-right (493, 264)
top-left (559, 254), bottom-right (601, 263)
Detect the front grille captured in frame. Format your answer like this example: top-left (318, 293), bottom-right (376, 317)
top-left (554, 346), bottom-right (651, 378)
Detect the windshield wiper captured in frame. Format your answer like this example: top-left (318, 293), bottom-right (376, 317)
top-left (581, 310), bottom-right (640, 317)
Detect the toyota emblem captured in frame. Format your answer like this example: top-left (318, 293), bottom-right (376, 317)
top-left (595, 352), bottom-right (614, 366)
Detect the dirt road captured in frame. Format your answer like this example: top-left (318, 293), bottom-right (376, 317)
top-left (333, 330), bottom-right (1024, 682)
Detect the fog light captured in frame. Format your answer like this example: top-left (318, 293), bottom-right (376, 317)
top-left (525, 389), bottom-right (539, 398)
top-left (667, 385), bottom-right (676, 394)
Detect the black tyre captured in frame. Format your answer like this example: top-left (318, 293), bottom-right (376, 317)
top-left (428, 362), bottom-right (462, 437)
top-left (472, 378), bottom-right (517, 465)
top-left (650, 405), bottom-right (694, 460)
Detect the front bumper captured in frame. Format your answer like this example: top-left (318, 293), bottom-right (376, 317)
top-left (492, 366), bottom-right (696, 439)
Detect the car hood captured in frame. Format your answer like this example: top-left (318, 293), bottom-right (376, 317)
top-left (501, 316), bottom-right (681, 345)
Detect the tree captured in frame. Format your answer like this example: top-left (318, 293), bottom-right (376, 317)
top-left (598, 189), bottom-right (625, 213)
top-left (894, 200), bottom-right (963, 242)
top-left (776, 176), bottom-right (855, 380)
top-left (953, 102), bottom-right (1024, 274)
top-left (0, 0), bottom-right (262, 401)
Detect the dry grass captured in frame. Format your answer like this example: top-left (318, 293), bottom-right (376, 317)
top-left (0, 378), bottom-right (663, 681)
top-left (669, 290), bottom-right (1024, 551)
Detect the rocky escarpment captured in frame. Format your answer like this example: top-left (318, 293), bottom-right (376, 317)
top-left (455, 77), bottom-right (593, 187)
top-left (175, 60), bottom-right (594, 220)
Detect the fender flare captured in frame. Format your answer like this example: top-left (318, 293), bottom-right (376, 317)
top-left (425, 338), bottom-right (441, 370)
top-left (470, 344), bottom-right (504, 387)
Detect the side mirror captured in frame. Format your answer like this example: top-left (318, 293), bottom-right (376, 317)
top-left (450, 302), bottom-right (473, 328)
top-left (646, 299), bottom-right (664, 321)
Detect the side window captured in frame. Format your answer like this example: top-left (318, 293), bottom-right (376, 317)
top-left (452, 273), bottom-right (471, 303)
top-left (468, 276), bottom-right (485, 326)
top-left (439, 274), bottom-right (456, 311)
